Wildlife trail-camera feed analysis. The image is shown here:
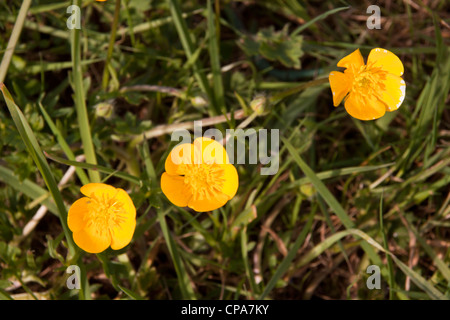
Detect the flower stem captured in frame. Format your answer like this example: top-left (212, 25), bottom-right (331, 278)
top-left (97, 252), bottom-right (121, 293)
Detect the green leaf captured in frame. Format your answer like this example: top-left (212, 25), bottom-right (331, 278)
top-left (238, 25), bottom-right (304, 69)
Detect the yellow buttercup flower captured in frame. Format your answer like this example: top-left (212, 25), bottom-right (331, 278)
top-left (161, 137), bottom-right (239, 212)
top-left (329, 48), bottom-right (406, 120)
top-left (68, 183), bottom-right (136, 253)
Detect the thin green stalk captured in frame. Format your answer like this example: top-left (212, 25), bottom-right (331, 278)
top-left (240, 227), bottom-right (258, 297)
top-left (269, 77), bottom-right (329, 103)
top-left (102, 0), bottom-right (121, 90)
top-left (207, 0), bottom-right (225, 115)
top-left (70, 0), bottom-right (100, 183)
top-left (260, 208), bottom-right (316, 299)
top-left (282, 137), bottom-right (383, 268)
top-left (97, 252), bottom-right (120, 292)
top-left (157, 210), bottom-right (197, 299)
top-left (166, 0), bottom-right (214, 114)
top-left (38, 102), bottom-right (90, 185)
top-left (0, 0), bottom-right (32, 83)
top-left (0, 84), bottom-right (77, 260)
top-left (379, 193), bottom-right (395, 300)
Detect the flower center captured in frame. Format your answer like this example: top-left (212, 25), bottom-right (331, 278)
top-left (181, 163), bottom-right (225, 200)
top-left (351, 65), bottom-right (387, 98)
top-left (86, 192), bottom-right (127, 235)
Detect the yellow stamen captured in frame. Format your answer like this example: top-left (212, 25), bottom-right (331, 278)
top-left (181, 163), bottom-right (225, 201)
top-left (349, 65), bottom-right (387, 99)
top-left (86, 192), bottom-right (127, 235)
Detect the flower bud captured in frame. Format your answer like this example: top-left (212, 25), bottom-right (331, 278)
top-left (95, 102), bottom-right (114, 119)
top-left (190, 95), bottom-right (208, 108)
top-left (250, 94), bottom-right (267, 115)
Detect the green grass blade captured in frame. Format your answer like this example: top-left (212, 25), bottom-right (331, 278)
top-left (0, 84), bottom-right (77, 260)
top-left (70, 0), bottom-right (100, 183)
top-left (240, 227), bottom-right (258, 297)
top-left (349, 229), bottom-right (448, 301)
top-left (260, 208), bottom-right (315, 299)
top-left (291, 6), bottom-right (350, 36)
top-left (403, 215), bottom-right (450, 283)
top-left (38, 102), bottom-right (90, 185)
top-left (282, 137), bottom-right (383, 267)
top-left (102, 0), bottom-right (121, 90)
top-left (207, 0), bottom-right (225, 115)
top-left (296, 228), bottom-right (448, 300)
top-left (44, 153), bottom-right (143, 187)
top-left (0, 165), bottom-right (59, 215)
top-left (157, 210), bottom-right (197, 299)
top-left (0, 0), bottom-right (32, 83)
top-left (166, 0), bottom-right (214, 114)
top-left (379, 194), bottom-right (395, 299)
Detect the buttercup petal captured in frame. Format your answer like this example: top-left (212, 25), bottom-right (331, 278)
top-left (73, 222), bottom-right (111, 254)
top-left (67, 197), bottom-right (90, 232)
top-left (161, 172), bottom-right (192, 207)
top-left (379, 74), bottom-right (406, 112)
top-left (337, 49), bottom-right (365, 70)
top-left (220, 164), bottom-right (239, 199)
top-left (329, 71), bottom-right (352, 106)
top-left (114, 188), bottom-right (137, 220)
top-left (165, 143), bottom-right (195, 175)
top-left (367, 48), bottom-right (404, 77)
top-left (188, 192), bottom-right (229, 212)
top-left (193, 137), bottom-right (229, 165)
top-left (81, 183), bottom-right (116, 198)
top-left (109, 217), bottom-right (136, 250)
top-left (344, 92), bottom-right (386, 121)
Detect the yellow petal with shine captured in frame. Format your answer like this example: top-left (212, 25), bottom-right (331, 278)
top-left (367, 48), bottom-right (404, 77)
top-left (220, 164), bottom-right (239, 199)
top-left (160, 172), bottom-right (192, 207)
top-left (165, 143), bottom-right (194, 175)
top-left (337, 49), bottom-right (365, 70)
top-left (193, 137), bottom-right (229, 165)
top-left (80, 183), bottom-right (116, 198)
top-left (73, 222), bottom-right (111, 253)
top-left (115, 188), bottom-right (137, 219)
top-left (188, 192), bottom-right (229, 212)
top-left (344, 92), bottom-right (386, 121)
top-left (68, 197), bottom-right (90, 232)
top-left (329, 71), bottom-right (351, 106)
top-left (379, 74), bottom-right (406, 112)
top-left (110, 216), bottom-right (136, 250)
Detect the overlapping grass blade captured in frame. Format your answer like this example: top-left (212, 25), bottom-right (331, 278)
top-left (166, 0), bottom-right (215, 114)
top-left (44, 153), bottom-right (143, 187)
top-left (282, 137), bottom-right (383, 267)
top-left (70, 0), bottom-right (100, 183)
top-left (0, 84), bottom-right (76, 260)
top-left (207, 0), bottom-right (226, 115)
top-left (38, 102), bottom-right (90, 185)
top-left (260, 208), bottom-right (315, 299)
top-left (295, 228), bottom-right (448, 300)
top-left (291, 6), bottom-right (350, 36)
top-left (0, 0), bottom-right (32, 83)
top-left (157, 210), bottom-right (197, 299)
top-left (0, 166), bottom-right (59, 215)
